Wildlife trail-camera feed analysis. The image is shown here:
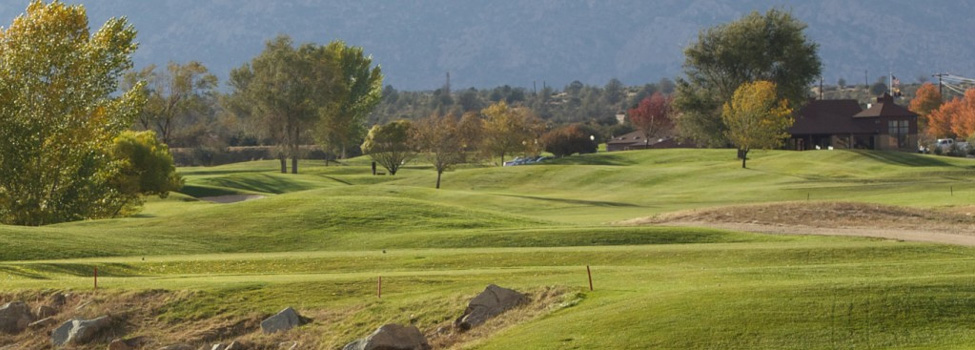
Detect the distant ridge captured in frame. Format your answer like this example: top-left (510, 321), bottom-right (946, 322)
top-left (7, 0), bottom-right (972, 90)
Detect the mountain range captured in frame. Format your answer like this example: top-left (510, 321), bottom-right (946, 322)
top-left (2, 0), bottom-right (973, 91)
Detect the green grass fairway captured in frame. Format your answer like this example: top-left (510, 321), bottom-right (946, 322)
top-left (4, 149), bottom-right (975, 349)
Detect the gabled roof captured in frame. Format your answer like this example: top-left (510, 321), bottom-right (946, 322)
top-left (790, 99), bottom-right (868, 134)
top-left (854, 93), bottom-right (917, 118)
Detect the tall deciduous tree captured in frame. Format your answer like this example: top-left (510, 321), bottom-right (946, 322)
top-left (932, 89), bottom-right (975, 140)
top-left (0, 1), bottom-right (144, 225)
top-left (362, 120), bottom-right (415, 175)
top-left (675, 9), bottom-right (820, 147)
top-left (628, 93), bottom-right (675, 148)
top-left (228, 35), bottom-right (343, 174)
top-left (413, 113), bottom-right (467, 189)
top-left (131, 61), bottom-right (218, 146)
top-left (722, 81), bottom-right (794, 169)
top-left (910, 82), bottom-right (943, 132)
top-left (481, 101), bottom-right (544, 165)
top-left (317, 41), bottom-right (383, 161)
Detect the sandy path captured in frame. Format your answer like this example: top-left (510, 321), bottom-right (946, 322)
top-left (662, 221), bottom-right (975, 246)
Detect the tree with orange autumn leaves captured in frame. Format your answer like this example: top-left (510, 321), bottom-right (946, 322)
top-left (927, 89), bottom-right (975, 140)
top-left (909, 83), bottom-right (942, 132)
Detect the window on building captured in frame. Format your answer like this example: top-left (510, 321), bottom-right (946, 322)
top-left (888, 120), bottom-right (909, 148)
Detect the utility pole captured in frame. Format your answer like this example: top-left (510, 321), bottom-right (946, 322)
top-left (819, 76), bottom-right (824, 100)
top-left (933, 73), bottom-right (947, 97)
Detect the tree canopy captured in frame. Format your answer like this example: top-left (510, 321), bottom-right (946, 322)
top-left (628, 93), bottom-right (674, 148)
top-left (0, 1), bottom-right (145, 225)
top-left (675, 9), bottom-right (820, 147)
top-left (910, 82), bottom-right (943, 132)
top-left (481, 101), bottom-right (545, 165)
top-left (316, 41), bottom-right (383, 160)
top-left (361, 120), bottom-right (415, 176)
top-left (228, 35), bottom-right (345, 174)
top-left (722, 81), bottom-right (794, 168)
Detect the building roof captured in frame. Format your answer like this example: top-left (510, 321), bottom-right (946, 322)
top-left (790, 99), bottom-right (868, 134)
top-left (853, 93), bottom-right (918, 118)
top-left (607, 130), bottom-right (668, 146)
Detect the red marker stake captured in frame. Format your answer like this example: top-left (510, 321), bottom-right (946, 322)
top-left (378, 276), bottom-right (382, 298)
top-left (587, 265), bottom-right (593, 291)
top-left (94, 267), bottom-right (98, 290)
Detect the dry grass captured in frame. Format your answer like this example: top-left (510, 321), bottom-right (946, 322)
top-left (626, 201), bottom-right (975, 233)
top-left (427, 285), bottom-right (574, 350)
top-left (0, 286), bottom-right (574, 350)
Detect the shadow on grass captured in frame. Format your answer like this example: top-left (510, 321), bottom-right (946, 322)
top-left (502, 194), bottom-right (641, 208)
top-left (546, 154), bottom-right (637, 166)
top-left (855, 150), bottom-right (956, 167)
top-left (199, 174), bottom-right (317, 194)
top-left (0, 266), bottom-right (49, 280)
top-left (178, 184), bottom-right (245, 198)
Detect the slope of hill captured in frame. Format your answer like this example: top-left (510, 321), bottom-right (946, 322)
top-left (10, 0), bottom-right (969, 90)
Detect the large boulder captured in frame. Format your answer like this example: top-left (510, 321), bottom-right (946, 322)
top-left (260, 307), bottom-right (308, 334)
top-left (454, 284), bottom-right (527, 331)
top-left (51, 316), bottom-right (111, 346)
top-left (0, 301), bottom-right (33, 334)
top-left (343, 324), bottom-right (431, 350)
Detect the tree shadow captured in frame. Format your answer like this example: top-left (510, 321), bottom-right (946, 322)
top-left (854, 150), bottom-right (957, 167)
top-left (546, 154), bottom-right (637, 166)
top-left (501, 194), bottom-right (642, 207)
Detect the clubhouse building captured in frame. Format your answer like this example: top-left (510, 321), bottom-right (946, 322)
top-left (788, 93), bottom-right (918, 151)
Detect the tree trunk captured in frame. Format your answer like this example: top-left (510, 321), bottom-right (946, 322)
top-left (741, 149), bottom-right (748, 168)
top-left (291, 156), bottom-right (298, 174)
top-left (436, 170), bottom-right (442, 189)
top-left (279, 155), bottom-right (287, 174)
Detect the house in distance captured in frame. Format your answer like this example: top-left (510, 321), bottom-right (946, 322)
top-left (788, 93), bottom-right (918, 151)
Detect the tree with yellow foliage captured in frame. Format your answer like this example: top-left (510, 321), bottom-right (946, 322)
top-left (0, 1), bottom-right (145, 225)
top-left (722, 81), bottom-right (794, 169)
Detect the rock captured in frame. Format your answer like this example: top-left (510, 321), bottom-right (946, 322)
top-left (211, 341), bottom-right (248, 350)
top-left (260, 307), bottom-right (308, 334)
top-left (454, 284), bottom-right (527, 331)
top-left (157, 344), bottom-right (193, 350)
top-left (342, 324), bottom-right (431, 350)
top-left (51, 315), bottom-right (111, 346)
top-left (0, 301), bottom-right (33, 334)
top-left (36, 305), bottom-right (57, 319)
top-left (110, 336), bottom-right (148, 350)
top-left (109, 338), bottom-right (134, 350)
top-left (28, 316), bottom-right (58, 330)
top-left (48, 293), bottom-right (67, 308)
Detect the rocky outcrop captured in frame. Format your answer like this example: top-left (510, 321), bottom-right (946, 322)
top-left (35, 305), bottom-right (57, 319)
top-left (51, 316), bottom-right (111, 346)
top-left (0, 301), bottom-right (33, 334)
top-left (343, 324), bottom-right (431, 350)
top-left (454, 284), bottom-right (527, 331)
top-left (260, 307), bottom-right (308, 334)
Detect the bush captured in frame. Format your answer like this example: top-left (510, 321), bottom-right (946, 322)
top-left (542, 124), bottom-right (598, 157)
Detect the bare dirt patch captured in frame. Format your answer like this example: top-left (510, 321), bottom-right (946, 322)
top-left (623, 201), bottom-right (975, 246)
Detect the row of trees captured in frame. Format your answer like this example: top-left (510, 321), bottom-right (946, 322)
top-left (363, 101), bottom-right (600, 189)
top-left (226, 35), bottom-right (383, 174)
